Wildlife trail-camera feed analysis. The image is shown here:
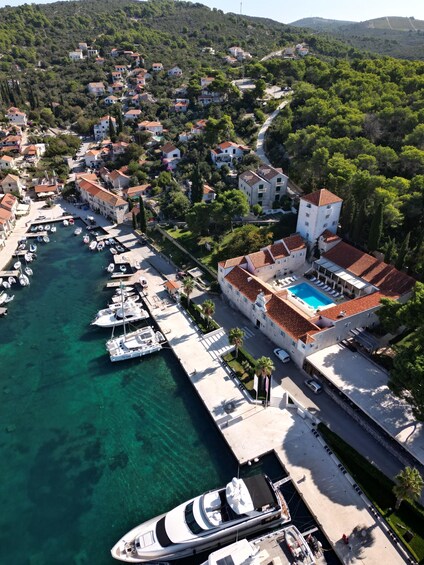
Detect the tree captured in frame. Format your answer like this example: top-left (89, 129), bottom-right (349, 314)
top-left (201, 299), bottom-right (215, 329)
top-left (138, 196), bottom-right (147, 233)
top-left (186, 202), bottom-right (211, 235)
top-left (190, 165), bottom-right (204, 204)
top-left (108, 116), bottom-right (116, 142)
top-left (216, 190), bottom-right (249, 231)
top-left (367, 202), bottom-right (384, 252)
top-left (255, 356), bottom-right (275, 407)
top-left (351, 200), bottom-right (367, 245)
top-left (229, 328), bottom-right (245, 359)
top-left (182, 277), bottom-right (195, 306)
top-left (393, 467), bottom-right (424, 510)
top-left (395, 232), bottom-right (410, 270)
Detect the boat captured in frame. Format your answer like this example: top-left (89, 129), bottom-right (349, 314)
top-left (2, 281), bottom-right (10, 289)
top-left (43, 235), bottom-right (50, 243)
top-left (37, 235), bottom-right (44, 243)
top-left (38, 225), bottom-right (44, 231)
top-left (63, 219), bottom-right (69, 226)
top-left (30, 225), bottom-right (38, 232)
top-left (120, 265), bottom-right (127, 273)
top-left (116, 245), bottom-right (125, 253)
top-left (0, 292), bottom-right (7, 305)
top-left (89, 241), bottom-right (97, 251)
top-left (110, 247), bottom-right (117, 255)
top-left (29, 244), bottom-right (37, 253)
top-left (111, 292), bottom-right (137, 304)
top-left (18, 243), bottom-right (26, 250)
top-left (139, 277), bottom-right (148, 288)
top-left (285, 524), bottom-right (316, 563)
top-left (19, 274), bottom-right (30, 286)
top-left (97, 241), bottom-right (105, 251)
top-left (69, 217), bottom-right (75, 225)
top-left (107, 263), bottom-right (115, 273)
top-left (92, 303), bottom-right (149, 328)
top-left (83, 235), bottom-right (90, 245)
top-left (24, 267), bottom-right (33, 276)
top-left (97, 298), bottom-right (140, 317)
top-left (8, 277), bottom-right (16, 285)
top-left (4, 294), bottom-right (14, 304)
top-left (105, 239), bottom-right (111, 246)
top-left (24, 252), bottom-right (33, 262)
top-left (13, 261), bottom-right (21, 270)
top-left (45, 224), bottom-right (51, 231)
top-left (106, 325), bottom-right (162, 362)
top-left (199, 525), bottom-right (315, 565)
top-left (111, 474), bottom-right (290, 562)
top-left (51, 226), bottom-right (57, 233)
top-left (74, 227), bottom-right (82, 236)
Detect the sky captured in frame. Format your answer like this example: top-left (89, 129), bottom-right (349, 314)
top-left (0, 0), bottom-right (423, 24)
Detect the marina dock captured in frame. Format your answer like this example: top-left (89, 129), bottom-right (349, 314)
top-left (0, 270), bottom-right (20, 278)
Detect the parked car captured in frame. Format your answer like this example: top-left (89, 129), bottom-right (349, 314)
top-left (304, 378), bottom-right (323, 394)
top-left (273, 348), bottom-right (291, 363)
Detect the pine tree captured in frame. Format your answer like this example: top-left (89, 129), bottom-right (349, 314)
top-left (351, 201), bottom-right (367, 244)
top-left (367, 202), bottom-right (384, 252)
top-left (396, 232), bottom-right (410, 270)
top-left (190, 165), bottom-right (204, 204)
top-left (138, 195), bottom-right (147, 233)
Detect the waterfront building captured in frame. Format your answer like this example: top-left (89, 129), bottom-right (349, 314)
top-left (76, 174), bottom-right (128, 223)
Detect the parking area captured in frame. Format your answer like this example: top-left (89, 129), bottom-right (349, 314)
top-left (305, 344), bottom-right (424, 466)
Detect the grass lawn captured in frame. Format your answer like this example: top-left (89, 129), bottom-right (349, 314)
top-left (165, 227), bottom-right (217, 270)
top-left (318, 423), bottom-right (424, 562)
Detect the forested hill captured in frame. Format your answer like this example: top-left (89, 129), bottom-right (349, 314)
top-left (0, 0), bottom-right (357, 74)
top-left (291, 16), bottom-right (424, 60)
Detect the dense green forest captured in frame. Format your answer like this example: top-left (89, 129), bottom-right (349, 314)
top-left (265, 55), bottom-right (424, 276)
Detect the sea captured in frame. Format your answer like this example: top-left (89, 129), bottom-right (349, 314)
top-left (0, 223), bottom-right (237, 565)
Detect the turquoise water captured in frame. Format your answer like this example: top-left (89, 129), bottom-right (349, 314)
top-left (288, 282), bottom-right (334, 310)
top-left (0, 225), bottom-right (236, 565)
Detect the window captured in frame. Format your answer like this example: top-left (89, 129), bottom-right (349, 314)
top-left (258, 184), bottom-right (264, 189)
top-left (258, 194), bottom-right (263, 200)
top-left (305, 221), bottom-right (309, 226)
top-left (325, 214), bottom-right (330, 219)
top-left (326, 205), bottom-right (331, 209)
top-left (323, 223), bottom-right (327, 227)
top-left (275, 186), bottom-right (280, 192)
top-left (332, 221), bottom-right (337, 226)
top-left (280, 330), bottom-right (285, 337)
top-left (277, 177), bottom-right (282, 182)
top-left (306, 203), bottom-right (311, 208)
top-left (306, 213), bottom-right (310, 217)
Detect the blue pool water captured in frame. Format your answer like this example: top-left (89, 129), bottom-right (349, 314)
top-left (288, 282), bottom-right (334, 310)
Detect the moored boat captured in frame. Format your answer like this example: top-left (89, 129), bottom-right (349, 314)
top-left (8, 277), bottom-right (16, 285)
top-left (97, 241), bottom-right (105, 251)
top-left (120, 265), bottom-right (127, 273)
top-left (111, 474), bottom-right (290, 562)
top-left (83, 234), bottom-right (90, 245)
top-left (19, 274), bottom-right (30, 287)
top-left (107, 263), bottom-right (115, 273)
top-left (45, 224), bottom-right (51, 231)
top-left (92, 304), bottom-right (149, 328)
top-left (25, 252), bottom-right (33, 262)
top-left (69, 217), bottom-right (75, 225)
top-left (43, 235), bottom-right (50, 243)
top-left (51, 225), bottom-right (57, 233)
top-left (139, 277), bottom-right (148, 288)
top-left (38, 225), bottom-right (44, 231)
top-left (24, 267), bottom-right (33, 276)
top-left (13, 261), bottom-right (21, 270)
top-left (63, 219), bottom-right (69, 226)
top-left (89, 241), bottom-right (97, 251)
top-left (74, 227), bottom-right (82, 236)
top-left (29, 244), bottom-right (37, 253)
top-left (4, 294), bottom-right (14, 304)
top-left (110, 247), bottom-right (117, 255)
top-left (106, 325), bottom-right (162, 362)
top-left (2, 281), bottom-right (10, 289)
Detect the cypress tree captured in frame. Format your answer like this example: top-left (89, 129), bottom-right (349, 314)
top-left (132, 211), bottom-right (137, 230)
top-left (190, 164), bottom-right (203, 204)
top-left (108, 116), bottom-right (116, 142)
top-left (138, 195), bottom-right (147, 233)
top-left (384, 237), bottom-right (397, 264)
top-left (396, 232), bottom-right (410, 270)
top-left (367, 202), bottom-right (384, 252)
top-left (341, 195), bottom-right (356, 235)
top-left (351, 201), bottom-right (367, 244)
top-left (116, 105), bottom-right (123, 135)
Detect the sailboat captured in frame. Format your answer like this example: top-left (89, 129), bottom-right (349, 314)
top-left (105, 284), bottom-right (163, 362)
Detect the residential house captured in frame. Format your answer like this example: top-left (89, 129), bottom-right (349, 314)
top-left (6, 107), bottom-right (27, 127)
top-left (202, 184), bottom-right (216, 203)
top-left (87, 48), bottom-right (99, 57)
top-left (296, 43), bottom-right (309, 56)
top-left (76, 175), bottom-right (128, 224)
top-left (111, 141), bottom-right (129, 157)
top-left (138, 121), bottom-right (163, 135)
top-left (173, 99), bottom-right (189, 113)
top-left (94, 116), bottom-right (116, 141)
top-left (22, 144), bottom-right (43, 161)
top-left (164, 279), bottom-right (181, 299)
top-left (139, 92), bottom-right (156, 104)
top-left (223, 56), bottom-right (237, 65)
top-left (0, 134), bottom-right (22, 153)
top-left (124, 109), bottom-right (142, 121)
top-left (104, 95), bottom-right (119, 106)
top-left (108, 82), bottom-right (125, 94)
top-left (161, 143), bottom-right (181, 169)
top-left (210, 141), bottom-right (250, 169)
top-left (88, 82), bottom-right (105, 96)
top-left (0, 155), bottom-right (15, 170)
top-left (239, 164), bottom-right (288, 209)
top-left (78, 42), bottom-right (88, 50)
top-left (236, 50), bottom-right (252, 61)
top-left (114, 64), bottom-right (127, 74)
top-left (202, 47), bottom-right (215, 55)
top-left (200, 76), bottom-right (215, 89)
top-left (283, 47), bottom-right (296, 59)
top-left (168, 66), bottom-right (183, 77)
top-left (0, 193), bottom-right (17, 244)
top-left (122, 184), bottom-right (151, 201)
top-left (95, 57), bottom-right (105, 65)
top-left (134, 74), bottom-right (146, 87)
top-left (84, 149), bottom-right (103, 168)
top-left (111, 71), bottom-right (123, 82)
top-left (228, 46), bottom-right (243, 57)
top-left (0, 173), bottom-right (24, 196)
top-left (34, 183), bottom-right (60, 199)
top-left (69, 50), bottom-right (84, 61)
top-left (110, 48), bottom-right (120, 57)
top-left (108, 169), bottom-right (130, 190)
top-left (179, 119), bottom-right (207, 142)
top-left (152, 63), bottom-right (163, 72)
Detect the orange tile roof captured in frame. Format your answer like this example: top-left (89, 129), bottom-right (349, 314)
top-left (0, 207), bottom-right (11, 221)
top-left (320, 229), bottom-right (340, 243)
top-left (0, 193), bottom-right (17, 210)
top-left (203, 184), bottom-right (215, 194)
top-left (269, 241), bottom-right (289, 259)
top-left (164, 280), bottom-right (181, 291)
top-left (161, 142), bottom-right (178, 153)
top-left (319, 292), bottom-right (385, 321)
top-left (248, 249), bottom-right (274, 269)
top-left (302, 189), bottom-right (342, 207)
top-left (34, 184), bottom-right (58, 193)
top-left (239, 170), bottom-right (263, 187)
top-left (324, 241), bottom-right (415, 296)
top-left (78, 178), bottom-right (126, 207)
top-left (283, 234), bottom-right (306, 252)
top-left (219, 256), bottom-right (247, 269)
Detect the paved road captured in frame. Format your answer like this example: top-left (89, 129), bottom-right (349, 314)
top-left (255, 100), bottom-right (288, 165)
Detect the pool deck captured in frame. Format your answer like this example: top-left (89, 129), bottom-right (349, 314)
top-left (0, 200), bottom-right (412, 565)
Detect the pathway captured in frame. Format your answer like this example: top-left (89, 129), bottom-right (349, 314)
top-left (255, 100), bottom-right (288, 165)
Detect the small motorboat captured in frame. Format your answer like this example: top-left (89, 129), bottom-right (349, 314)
top-left (74, 227), bottom-right (82, 236)
top-left (29, 244), bottom-right (37, 253)
top-left (4, 294), bottom-right (14, 304)
top-left (18, 243), bottom-right (26, 250)
top-left (107, 238), bottom-right (115, 245)
top-left (30, 225), bottom-right (38, 232)
top-left (43, 235), bottom-right (50, 243)
top-left (38, 225), bottom-right (44, 231)
top-left (2, 281), bottom-right (10, 289)
top-left (0, 292), bottom-right (7, 305)
top-left (19, 274), bottom-right (30, 286)
top-left (139, 277), bottom-right (148, 288)
top-left (63, 219), bottom-right (69, 226)
top-left (116, 245), bottom-right (125, 253)
top-left (106, 263), bottom-right (115, 273)
top-left (13, 261), bottom-right (21, 270)
top-left (105, 239), bottom-right (110, 246)
top-left (51, 226), bottom-right (57, 233)
top-left (45, 224), bottom-right (51, 231)
top-left (8, 277), bottom-right (16, 285)
top-left (69, 217), bottom-right (75, 225)
top-left (110, 247), bottom-right (117, 255)
top-left (89, 241), bottom-right (97, 251)
top-left (119, 265), bottom-right (127, 273)
top-left (24, 253), bottom-right (33, 262)
top-left (24, 267), bottom-right (33, 276)
top-left (83, 235), bottom-right (90, 245)
top-left (97, 242), bottom-right (105, 252)
top-left (37, 235), bottom-right (44, 243)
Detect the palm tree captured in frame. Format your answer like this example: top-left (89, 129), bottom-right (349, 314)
top-left (201, 299), bottom-right (215, 329)
top-left (228, 327), bottom-right (245, 359)
top-left (255, 356), bottom-right (275, 407)
top-left (182, 276), bottom-right (195, 307)
top-left (393, 467), bottom-right (424, 510)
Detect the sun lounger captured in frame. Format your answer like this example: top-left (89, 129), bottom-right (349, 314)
top-left (316, 281), bottom-right (324, 286)
top-left (292, 275), bottom-right (298, 280)
top-left (310, 276), bottom-right (316, 282)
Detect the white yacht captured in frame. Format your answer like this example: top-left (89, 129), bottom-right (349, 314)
top-left (89, 241), bottom-right (97, 251)
top-left (92, 303), bottom-right (149, 328)
top-left (106, 325), bottom-right (163, 362)
top-left (74, 227), bottom-right (82, 236)
top-left (111, 475), bottom-right (290, 562)
top-left (199, 524), bottom-right (316, 565)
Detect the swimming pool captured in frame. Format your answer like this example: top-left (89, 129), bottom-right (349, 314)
top-left (288, 282), bottom-right (334, 310)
